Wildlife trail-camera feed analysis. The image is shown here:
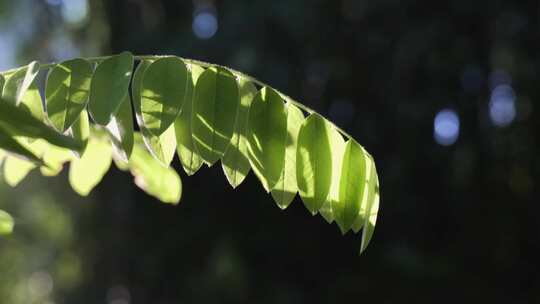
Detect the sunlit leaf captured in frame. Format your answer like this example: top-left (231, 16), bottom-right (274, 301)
top-left (0, 98), bottom-right (84, 152)
top-left (128, 134), bottom-right (182, 204)
top-left (40, 142), bottom-right (74, 177)
top-left (359, 158), bottom-right (379, 254)
top-left (296, 114), bottom-right (334, 215)
top-left (45, 58), bottom-right (93, 131)
top-left (1, 61), bottom-right (40, 106)
top-left (71, 109), bottom-right (90, 153)
top-left (106, 94), bottom-right (134, 161)
top-left (246, 87), bottom-right (287, 192)
top-left (222, 78), bottom-right (257, 188)
top-left (141, 56), bottom-right (188, 136)
top-left (0, 74), bottom-right (5, 95)
top-left (88, 52), bottom-right (133, 125)
top-left (0, 127), bottom-right (44, 166)
top-left (333, 139), bottom-right (367, 233)
top-left (175, 64), bottom-right (205, 176)
top-left (69, 131), bottom-right (112, 196)
top-left (0, 209), bottom-right (14, 235)
top-left (320, 126), bottom-right (345, 224)
top-left (2, 155), bottom-right (36, 187)
top-left (192, 67), bottom-right (239, 166)
top-left (270, 102), bottom-right (304, 209)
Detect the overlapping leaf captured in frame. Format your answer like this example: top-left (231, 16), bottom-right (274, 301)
top-left (45, 58), bottom-right (93, 131)
top-left (88, 52), bottom-right (133, 125)
top-left (0, 210), bottom-right (14, 236)
top-left (192, 67), bottom-right (239, 166)
top-left (2, 61), bottom-right (40, 106)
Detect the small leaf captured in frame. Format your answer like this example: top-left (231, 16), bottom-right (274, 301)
top-left (40, 142), bottom-right (74, 177)
top-left (270, 102), bottom-right (305, 209)
top-left (334, 139), bottom-right (367, 233)
top-left (129, 133), bottom-right (182, 204)
top-left (106, 94), bottom-right (134, 161)
top-left (0, 98), bottom-right (84, 152)
top-left (69, 131), bottom-right (112, 196)
top-left (296, 114), bottom-right (334, 215)
top-left (221, 78), bottom-right (257, 188)
top-left (0, 74), bottom-right (5, 95)
top-left (0, 127), bottom-right (44, 166)
top-left (2, 155), bottom-right (36, 187)
top-left (2, 61), bottom-right (40, 106)
top-left (45, 58), bottom-right (93, 131)
top-left (192, 67), bottom-right (239, 166)
top-left (175, 64), bottom-right (205, 175)
top-left (0, 210), bottom-right (14, 235)
top-left (88, 52), bottom-right (134, 125)
top-left (141, 57), bottom-right (188, 136)
top-left (71, 109), bottom-right (90, 153)
top-left (320, 126), bottom-right (345, 224)
top-left (359, 158), bottom-right (379, 253)
top-left (352, 155), bottom-right (378, 234)
top-left (246, 87), bottom-right (288, 192)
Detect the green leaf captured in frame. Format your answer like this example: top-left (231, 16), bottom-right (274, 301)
top-left (270, 102), bottom-right (305, 209)
top-left (132, 60), bottom-right (152, 116)
top-left (69, 131), bottom-right (112, 196)
top-left (2, 61), bottom-right (40, 106)
top-left (221, 78), bottom-right (257, 188)
top-left (246, 87), bottom-right (288, 192)
top-left (296, 114), bottom-right (334, 215)
top-left (175, 64), bottom-right (205, 176)
top-left (0, 127), bottom-right (44, 166)
top-left (2, 155), bottom-right (36, 187)
top-left (334, 139), bottom-right (367, 233)
top-left (128, 133), bottom-right (182, 204)
top-left (319, 125), bottom-right (345, 224)
top-left (0, 98), bottom-right (83, 152)
top-left (352, 155), bottom-right (379, 236)
top-left (359, 157), bottom-right (379, 253)
top-left (71, 109), bottom-right (90, 153)
top-left (192, 67), bottom-right (239, 166)
top-left (88, 52), bottom-right (133, 125)
top-left (45, 58), bottom-right (93, 131)
top-left (106, 94), bottom-right (134, 161)
top-left (0, 209), bottom-right (14, 236)
top-left (0, 74), bottom-right (5, 95)
top-left (40, 142), bottom-right (74, 177)
top-left (141, 57), bottom-right (188, 136)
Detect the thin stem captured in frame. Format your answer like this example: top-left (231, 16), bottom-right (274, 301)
top-left (0, 54), bottom-right (355, 140)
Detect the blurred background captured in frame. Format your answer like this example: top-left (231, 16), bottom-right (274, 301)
top-left (0, 0), bottom-right (539, 303)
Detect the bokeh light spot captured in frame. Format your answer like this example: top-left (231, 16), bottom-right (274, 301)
top-left (489, 84), bottom-right (516, 127)
top-left (61, 0), bottom-right (88, 25)
top-left (434, 109), bottom-right (460, 146)
top-left (192, 12), bottom-right (218, 39)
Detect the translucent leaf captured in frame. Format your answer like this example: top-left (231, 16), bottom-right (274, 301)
top-left (175, 64), bottom-right (205, 176)
top-left (246, 87), bottom-right (288, 192)
top-left (3, 156), bottom-right (36, 187)
top-left (352, 155), bottom-right (379, 235)
top-left (0, 74), bottom-right (5, 95)
top-left (45, 58), bottom-right (93, 131)
top-left (270, 103), bottom-right (305, 209)
top-left (141, 57), bottom-right (188, 136)
top-left (221, 78), bottom-right (257, 188)
top-left (296, 114), bottom-right (334, 215)
top-left (0, 98), bottom-right (84, 152)
top-left (0, 209), bottom-right (14, 235)
top-left (71, 109), bottom-right (90, 153)
top-left (40, 143), bottom-right (74, 177)
top-left (128, 134), bottom-right (182, 204)
top-left (88, 52), bottom-right (133, 125)
top-left (106, 94), bottom-right (134, 161)
top-left (360, 179), bottom-right (379, 254)
top-left (20, 82), bottom-right (45, 122)
top-left (1, 61), bottom-right (40, 106)
top-left (69, 132), bottom-right (112, 196)
top-left (320, 126), bottom-right (345, 224)
top-left (192, 67), bottom-right (239, 166)
top-left (0, 127), bottom-right (44, 166)
top-left (334, 139), bottom-right (367, 233)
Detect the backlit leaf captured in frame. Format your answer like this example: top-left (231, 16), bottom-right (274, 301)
top-left (45, 58), bottom-right (93, 131)
top-left (88, 52), bottom-right (133, 125)
top-left (141, 57), bottom-right (188, 136)
top-left (69, 131), bottom-right (112, 196)
top-left (0, 210), bottom-right (14, 235)
top-left (222, 78), bottom-right (257, 188)
top-left (128, 134), bottom-right (182, 204)
top-left (2, 61), bottom-right (40, 106)
top-left (175, 64), bottom-right (205, 175)
top-left (246, 87), bottom-right (288, 192)
top-left (40, 142), bottom-right (74, 177)
top-left (106, 94), bottom-right (134, 161)
top-left (296, 114), bottom-right (334, 215)
top-left (192, 67), bottom-right (239, 166)
top-left (2, 155), bottom-right (36, 187)
top-left (270, 102), bottom-right (304, 209)
top-left (0, 74), bottom-right (5, 95)
top-left (71, 109), bottom-right (90, 153)
top-left (0, 127), bottom-right (44, 166)
top-left (0, 99), bottom-right (83, 152)
top-left (334, 139), bottom-right (367, 233)
top-left (320, 126), bottom-right (346, 224)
